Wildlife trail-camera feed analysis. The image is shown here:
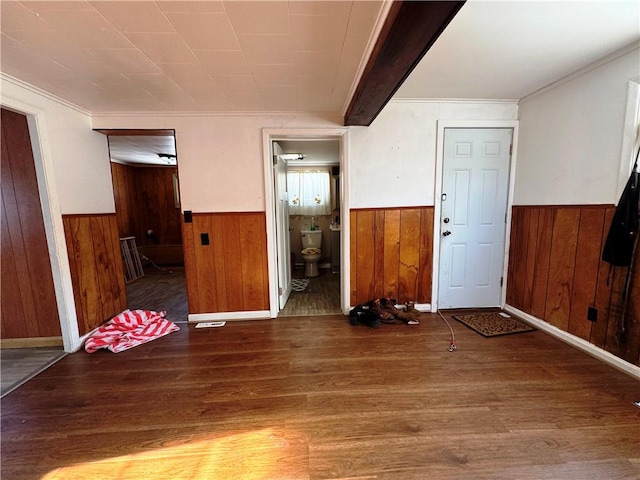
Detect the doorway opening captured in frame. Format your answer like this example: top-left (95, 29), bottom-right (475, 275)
top-left (264, 129), bottom-right (349, 318)
top-left (101, 130), bottom-right (188, 323)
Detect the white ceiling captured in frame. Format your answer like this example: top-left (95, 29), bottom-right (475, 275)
top-left (276, 139), bottom-right (340, 166)
top-left (1, 1), bottom-right (638, 116)
top-left (108, 135), bottom-right (177, 166)
top-left (0, 0), bottom-right (384, 114)
top-left (396, 0), bottom-right (640, 100)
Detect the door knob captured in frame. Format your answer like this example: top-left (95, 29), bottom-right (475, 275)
top-left (443, 230), bottom-right (452, 237)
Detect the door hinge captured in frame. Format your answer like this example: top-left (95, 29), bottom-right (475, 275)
top-left (273, 155), bottom-right (278, 166)
top-left (278, 287), bottom-right (283, 295)
top-left (500, 277), bottom-right (504, 287)
top-left (509, 144), bottom-right (513, 156)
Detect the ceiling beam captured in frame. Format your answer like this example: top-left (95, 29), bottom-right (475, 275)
top-left (344, 1), bottom-right (465, 126)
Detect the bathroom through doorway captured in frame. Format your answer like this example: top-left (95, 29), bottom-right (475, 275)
top-left (263, 129), bottom-right (349, 318)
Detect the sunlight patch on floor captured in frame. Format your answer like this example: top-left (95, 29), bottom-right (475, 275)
top-left (41, 429), bottom-right (298, 480)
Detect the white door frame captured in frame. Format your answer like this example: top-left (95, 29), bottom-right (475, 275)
top-left (432, 120), bottom-right (519, 312)
top-left (262, 128), bottom-right (351, 318)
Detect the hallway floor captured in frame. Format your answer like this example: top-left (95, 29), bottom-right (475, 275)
top-left (279, 267), bottom-right (341, 316)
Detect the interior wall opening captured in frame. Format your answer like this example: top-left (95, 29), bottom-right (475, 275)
top-left (103, 130), bottom-right (188, 324)
top-left (272, 139), bottom-right (342, 317)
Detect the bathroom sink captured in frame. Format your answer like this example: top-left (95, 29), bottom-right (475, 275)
top-left (330, 224), bottom-right (341, 232)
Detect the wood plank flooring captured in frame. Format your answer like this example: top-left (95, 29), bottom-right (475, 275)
top-left (0, 347), bottom-right (66, 398)
top-left (125, 268), bottom-right (188, 322)
top-left (279, 268), bottom-right (341, 316)
top-left (1, 313), bottom-right (639, 479)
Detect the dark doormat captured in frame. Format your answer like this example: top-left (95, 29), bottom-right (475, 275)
top-left (452, 312), bottom-right (535, 337)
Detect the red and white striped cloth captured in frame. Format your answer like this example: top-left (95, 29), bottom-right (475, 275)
top-left (85, 309), bottom-right (180, 353)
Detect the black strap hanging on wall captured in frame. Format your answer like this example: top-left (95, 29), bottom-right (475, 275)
top-left (602, 147), bottom-right (640, 267)
top-left (602, 146), bottom-right (640, 340)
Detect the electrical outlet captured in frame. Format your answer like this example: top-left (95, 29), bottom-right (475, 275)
top-left (587, 306), bottom-right (598, 322)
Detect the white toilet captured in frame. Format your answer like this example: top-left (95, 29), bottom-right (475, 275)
top-left (301, 230), bottom-right (322, 277)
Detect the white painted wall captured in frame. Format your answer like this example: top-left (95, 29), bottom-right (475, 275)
top-left (515, 47), bottom-right (640, 205)
top-left (348, 100), bottom-right (518, 208)
top-left (91, 114), bottom-right (343, 213)
top-left (1, 76), bottom-right (113, 214)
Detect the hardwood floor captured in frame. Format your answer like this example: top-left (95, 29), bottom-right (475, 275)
top-left (279, 267), bottom-right (341, 316)
top-left (125, 268), bottom-right (188, 322)
top-left (1, 313), bottom-right (639, 479)
top-left (0, 347), bottom-right (66, 398)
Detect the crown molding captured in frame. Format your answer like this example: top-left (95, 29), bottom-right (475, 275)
top-left (90, 110), bottom-right (344, 119)
top-left (0, 73), bottom-right (91, 116)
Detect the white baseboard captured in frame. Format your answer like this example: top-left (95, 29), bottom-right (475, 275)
top-left (415, 303), bottom-right (431, 313)
top-left (189, 310), bottom-right (271, 323)
top-left (504, 305), bottom-right (640, 380)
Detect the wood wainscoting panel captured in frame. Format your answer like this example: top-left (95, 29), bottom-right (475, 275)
top-left (63, 214), bottom-right (127, 336)
top-left (350, 207), bottom-right (434, 305)
top-left (110, 162), bottom-right (182, 247)
top-left (544, 208), bottom-right (580, 331)
top-left (183, 212), bottom-right (269, 314)
top-left (507, 204), bottom-right (640, 367)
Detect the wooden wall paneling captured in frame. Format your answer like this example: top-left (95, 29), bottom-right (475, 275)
top-left (522, 208), bottom-right (540, 312)
top-left (186, 213), bottom-right (270, 314)
top-left (89, 216), bottom-right (116, 319)
top-left (64, 217), bottom-right (100, 335)
top-left (193, 215), bottom-right (218, 313)
top-left (530, 207), bottom-right (555, 319)
top-left (398, 209), bottom-right (421, 303)
top-left (110, 163), bottom-right (182, 247)
top-left (99, 215), bottom-right (127, 318)
top-left (222, 215), bottom-right (244, 312)
top-left (1, 143), bottom-right (34, 338)
top-left (383, 209), bottom-right (400, 300)
top-left (511, 208), bottom-right (530, 310)
top-left (62, 217), bottom-right (85, 332)
top-left (63, 214), bottom-right (126, 335)
top-left (417, 208), bottom-right (433, 303)
top-left (239, 214), bottom-right (269, 311)
top-left (373, 210), bottom-right (386, 297)
top-left (567, 208), bottom-right (605, 340)
top-left (591, 208), bottom-right (616, 348)
top-left (1, 197), bottom-right (29, 338)
top-left (1, 108), bottom-right (60, 339)
top-left (350, 210), bottom-right (357, 306)
top-left (110, 163), bottom-right (128, 237)
top-left (181, 218), bottom-right (199, 314)
top-left (354, 210), bottom-right (376, 304)
top-left (544, 208), bottom-right (580, 330)
top-left (106, 215), bottom-right (128, 314)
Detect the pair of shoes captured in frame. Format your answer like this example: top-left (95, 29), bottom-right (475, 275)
top-left (349, 305), bottom-right (380, 328)
top-left (371, 299), bottom-right (395, 323)
top-left (400, 301), bottom-right (420, 325)
top-left (397, 310), bottom-right (419, 325)
top-left (405, 301), bottom-right (420, 316)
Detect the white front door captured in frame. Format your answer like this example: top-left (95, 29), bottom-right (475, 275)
top-left (438, 128), bottom-right (512, 309)
top-left (275, 155), bottom-right (292, 309)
